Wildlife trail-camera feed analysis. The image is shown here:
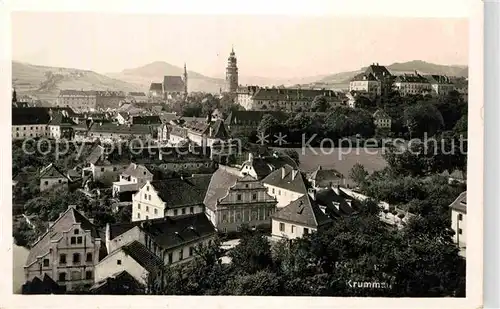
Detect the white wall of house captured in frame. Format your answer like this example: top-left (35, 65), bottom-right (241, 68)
top-left (24, 223), bottom-right (101, 291)
top-left (271, 219), bottom-right (316, 240)
top-left (263, 184), bottom-right (304, 208)
top-left (94, 249), bottom-right (149, 286)
top-left (165, 205), bottom-right (204, 217)
top-left (132, 183), bottom-right (166, 221)
top-left (12, 125), bottom-right (48, 140)
top-left (451, 208), bottom-right (466, 248)
top-left (47, 125), bottom-right (62, 139)
top-left (92, 164), bottom-right (129, 181)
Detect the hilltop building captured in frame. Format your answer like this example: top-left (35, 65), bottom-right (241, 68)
top-left (349, 63), bottom-right (392, 97)
top-left (393, 71), bottom-right (433, 96)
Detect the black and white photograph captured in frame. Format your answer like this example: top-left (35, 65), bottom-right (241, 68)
top-left (0, 0), bottom-right (485, 308)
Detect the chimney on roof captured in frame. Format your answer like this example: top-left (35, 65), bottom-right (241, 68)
top-left (308, 188), bottom-right (316, 201)
top-left (248, 152), bottom-right (254, 162)
top-left (281, 167), bottom-right (286, 179)
top-left (292, 169), bottom-right (298, 180)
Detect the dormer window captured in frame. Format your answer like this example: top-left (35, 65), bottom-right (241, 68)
top-left (74, 229), bottom-right (79, 235)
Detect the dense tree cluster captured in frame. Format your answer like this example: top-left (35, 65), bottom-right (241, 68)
top-left (166, 92), bottom-right (241, 118)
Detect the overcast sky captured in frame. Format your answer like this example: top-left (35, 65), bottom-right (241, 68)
top-left (11, 13), bottom-right (468, 78)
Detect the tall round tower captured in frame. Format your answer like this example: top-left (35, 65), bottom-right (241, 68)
top-left (225, 47), bottom-right (239, 94)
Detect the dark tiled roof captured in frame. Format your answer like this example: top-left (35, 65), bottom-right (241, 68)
top-left (131, 116), bottom-right (162, 125)
top-left (149, 83), bottom-right (163, 92)
top-left (22, 274), bottom-right (65, 294)
top-left (364, 64), bottom-right (392, 79)
top-left (109, 213), bottom-right (216, 250)
top-left (242, 154), bottom-right (299, 180)
top-left (261, 164), bottom-right (308, 194)
top-left (59, 90), bottom-right (97, 96)
top-left (163, 76), bottom-right (185, 93)
top-left (120, 240), bottom-right (164, 273)
top-left (159, 113), bottom-right (179, 123)
top-left (350, 72), bottom-right (378, 82)
top-left (12, 107), bottom-right (51, 125)
top-left (128, 92), bottom-right (147, 96)
top-left (26, 206), bottom-right (100, 266)
top-left (224, 111), bottom-right (288, 125)
top-left (204, 168), bottom-right (241, 211)
top-left (47, 112), bottom-right (76, 126)
top-left (150, 175), bottom-right (212, 208)
top-left (89, 123), bottom-right (154, 135)
top-left (394, 74), bottom-right (429, 84)
top-left (424, 75), bottom-right (454, 85)
top-left (449, 191), bottom-right (467, 213)
top-left (309, 166), bottom-right (344, 184)
top-left (315, 188), bottom-right (356, 217)
top-left (210, 120), bottom-right (229, 138)
top-left (272, 194), bottom-right (332, 228)
top-left (90, 270), bottom-right (142, 295)
top-left (373, 109), bottom-right (391, 120)
top-left (122, 163), bottom-right (152, 178)
top-left (39, 163), bottom-right (68, 180)
top-left (251, 88), bottom-right (339, 102)
top-left (85, 145), bottom-right (105, 165)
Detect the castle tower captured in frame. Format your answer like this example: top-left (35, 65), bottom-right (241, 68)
top-left (225, 47), bottom-right (239, 95)
top-left (183, 63), bottom-right (188, 96)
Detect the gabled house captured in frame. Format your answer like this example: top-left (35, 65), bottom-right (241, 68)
top-left (204, 168), bottom-right (277, 232)
top-left (373, 109), bottom-right (392, 129)
top-left (94, 240), bottom-right (164, 288)
top-left (105, 213), bottom-right (216, 269)
top-left (313, 186), bottom-right (358, 218)
top-left (112, 163), bottom-right (153, 197)
top-left (39, 163), bottom-right (70, 192)
top-left (262, 164), bottom-right (308, 208)
top-left (271, 192), bottom-right (332, 240)
top-left (307, 165), bottom-right (345, 189)
top-left (131, 175), bottom-right (212, 221)
top-left (450, 191), bottom-right (467, 252)
top-left (240, 152), bottom-right (299, 180)
top-left (24, 205), bottom-right (103, 291)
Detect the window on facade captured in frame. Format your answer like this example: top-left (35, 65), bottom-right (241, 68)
top-left (252, 193), bottom-right (257, 200)
top-left (304, 228), bottom-right (309, 235)
top-left (117, 259), bottom-right (122, 265)
top-left (279, 223), bottom-right (285, 232)
top-left (148, 195), bottom-right (151, 201)
top-left (85, 271), bottom-right (93, 280)
top-left (154, 208), bottom-right (158, 215)
top-left (291, 225), bottom-right (295, 233)
top-left (189, 247), bottom-right (194, 256)
top-left (146, 215), bottom-right (149, 220)
top-left (113, 167), bottom-right (117, 171)
top-left (86, 253), bottom-right (92, 262)
top-left (138, 203), bottom-right (141, 210)
top-left (237, 194), bottom-right (242, 201)
top-left (458, 214), bottom-right (463, 221)
top-left (100, 168), bottom-right (104, 172)
top-left (179, 250), bottom-right (184, 261)
top-left (59, 254), bottom-right (67, 264)
top-left (146, 186), bottom-right (149, 191)
top-left (144, 194), bottom-right (147, 199)
top-left (182, 208), bottom-right (186, 215)
top-left (58, 272), bottom-right (66, 282)
top-left (77, 236), bottom-right (83, 244)
top-left (73, 253), bottom-right (81, 264)
top-left (174, 209), bottom-right (178, 216)
top-left (168, 253), bottom-right (173, 264)
top-left (458, 228), bottom-right (463, 235)
top-left (43, 259), bottom-right (49, 267)
top-left (44, 181), bottom-right (49, 185)
top-left (190, 207), bottom-right (194, 214)
top-left (74, 229), bottom-right (79, 235)
top-left (272, 188), bottom-right (275, 194)
top-left (146, 206), bottom-right (149, 212)
top-left (70, 237), bottom-right (76, 244)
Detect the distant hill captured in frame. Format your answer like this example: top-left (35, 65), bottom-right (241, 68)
top-left (106, 61), bottom-right (225, 94)
top-left (12, 61), bottom-right (143, 103)
top-left (311, 60), bottom-right (468, 90)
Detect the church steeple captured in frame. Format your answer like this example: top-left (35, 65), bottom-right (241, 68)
top-left (183, 63), bottom-right (188, 96)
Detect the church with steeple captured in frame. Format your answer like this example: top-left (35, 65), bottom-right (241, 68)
top-left (148, 63), bottom-right (188, 100)
top-left (224, 47), bottom-right (239, 96)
